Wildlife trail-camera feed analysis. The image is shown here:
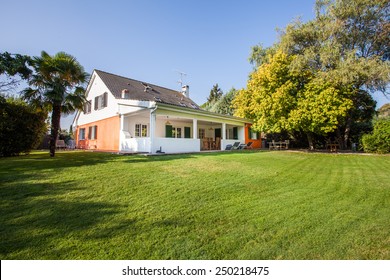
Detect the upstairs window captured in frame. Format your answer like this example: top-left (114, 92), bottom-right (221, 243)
top-left (83, 100), bottom-right (92, 114)
top-left (94, 92), bottom-right (108, 110)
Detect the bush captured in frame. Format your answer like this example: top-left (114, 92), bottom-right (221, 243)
top-left (361, 118), bottom-right (390, 153)
top-left (0, 96), bottom-right (47, 156)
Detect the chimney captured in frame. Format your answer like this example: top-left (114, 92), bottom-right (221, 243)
top-left (181, 85), bottom-right (189, 98)
top-left (121, 89), bottom-right (129, 98)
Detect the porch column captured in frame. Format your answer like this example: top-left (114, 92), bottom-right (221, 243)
top-left (119, 114), bottom-right (124, 151)
top-left (221, 123), bottom-right (226, 150)
top-left (150, 111), bottom-right (156, 153)
top-left (193, 118), bottom-right (198, 139)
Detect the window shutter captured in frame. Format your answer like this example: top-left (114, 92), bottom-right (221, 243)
top-left (88, 126), bottom-right (92, 139)
top-left (94, 97), bottom-right (98, 110)
top-left (103, 92), bottom-right (108, 108)
top-left (165, 125), bottom-right (173, 138)
top-left (94, 126), bottom-right (98, 139)
top-left (184, 127), bottom-right (191, 138)
top-left (248, 127), bottom-right (252, 140)
top-left (233, 127), bottom-right (238, 140)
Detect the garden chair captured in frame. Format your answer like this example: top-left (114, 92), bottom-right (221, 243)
top-left (241, 141), bottom-right (253, 149)
top-left (56, 140), bottom-right (66, 150)
top-left (231, 142), bottom-right (241, 150)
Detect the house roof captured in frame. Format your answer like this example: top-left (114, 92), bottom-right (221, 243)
top-left (95, 70), bottom-right (200, 110)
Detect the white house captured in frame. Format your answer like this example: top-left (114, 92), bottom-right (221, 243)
top-left (73, 70), bottom-right (256, 154)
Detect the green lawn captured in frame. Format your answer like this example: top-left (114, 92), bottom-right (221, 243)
top-left (0, 150), bottom-right (389, 259)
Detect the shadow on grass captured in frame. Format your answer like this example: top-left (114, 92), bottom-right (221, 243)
top-left (0, 178), bottom-right (124, 259)
top-left (0, 151), bottom-right (121, 186)
top-left (120, 149), bottom-right (266, 164)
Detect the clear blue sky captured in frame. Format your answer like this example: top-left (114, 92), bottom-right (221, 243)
top-left (2, 0), bottom-right (388, 129)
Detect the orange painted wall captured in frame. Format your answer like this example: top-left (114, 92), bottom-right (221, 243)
top-left (244, 123), bottom-right (262, 149)
top-left (75, 116), bottom-right (120, 151)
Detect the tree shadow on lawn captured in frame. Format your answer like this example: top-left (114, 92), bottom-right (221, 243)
top-left (121, 149), bottom-right (264, 164)
top-left (0, 179), bottom-right (125, 259)
top-left (0, 151), bottom-right (121, 186)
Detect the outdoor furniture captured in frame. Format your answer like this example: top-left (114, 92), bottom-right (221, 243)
top-left (239, 142), bottom-right (253, 150)
top-left (215, 137), bottom-right (221, 150)
top-left (269, 140), bottom-right (289, 150)
top-left (202, 138), bottom-right (216, 150)
top-left (231, 142), bottom-right (241, 150)
top-left (225, 144), bottom-right (233, 150)
top-left (245, 141), bottom-right (254, 149)
top-left (327, 143), bottom-right (339, 152)
top-left (56, 140), bottom-right (66, 150)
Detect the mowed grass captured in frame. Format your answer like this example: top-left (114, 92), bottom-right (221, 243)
top-left (0, 150), bottom-right (389, 259)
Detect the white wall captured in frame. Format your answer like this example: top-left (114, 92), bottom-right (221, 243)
top-left (121, 138), bottom-right (151, 153)
top-left (152, 138), bottom-right (200, 154)
top-left (76, 73), bottom-right (117, 126)
top-left (124, 115), bottom-right (151, 138)
top-left (75, 71), bottom-right (153, 127)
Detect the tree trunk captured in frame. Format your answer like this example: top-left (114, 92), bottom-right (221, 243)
top-left (49, 105), bottom-right (61, 157)
top-left (343, 117), bottom-right (352, 150)
top-left (307, 132), bottom-right (314, 150)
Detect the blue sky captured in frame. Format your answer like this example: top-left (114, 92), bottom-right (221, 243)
top-left (2, 0), bottom-right (388, 129)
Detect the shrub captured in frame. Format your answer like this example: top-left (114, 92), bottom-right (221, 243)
top-left (361, 118), bottom-right (390, 153)
top-left (0, 96), bottom-right (47, 156)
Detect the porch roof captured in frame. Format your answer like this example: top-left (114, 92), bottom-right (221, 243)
top-left (155, 102), bottom-right (252, 125)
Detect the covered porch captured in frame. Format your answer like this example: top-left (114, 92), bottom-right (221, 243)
top-left (119, 105), bottom-right (247, 154)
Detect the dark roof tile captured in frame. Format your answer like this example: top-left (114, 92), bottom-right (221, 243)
top-left (95, 70), bottom-right (200, 109)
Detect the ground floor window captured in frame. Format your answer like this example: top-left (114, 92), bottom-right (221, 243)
top-left (89, 125), bottom-right (97, 140)
top-left (227, 127), bottom-right (238, 140)
top-left (248, 127), bottom-right (258, 140)
top-left (135, 124), bottom-right (148, 137)
top-left (172, 127), bottom-right (182, 138)
top-left (79, 128), bottom-right (86, 140)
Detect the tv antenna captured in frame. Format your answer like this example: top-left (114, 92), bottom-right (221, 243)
top-left (174, 69), bottom-right (187, 88)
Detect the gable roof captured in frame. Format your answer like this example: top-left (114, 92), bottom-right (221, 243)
top-left (94, 70), bottom-right (200, 110)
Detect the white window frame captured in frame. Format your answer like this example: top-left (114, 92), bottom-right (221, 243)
top-left (172, 127), bottom-right (182, 138)
top-left (135, 124), bottom-right (148, 138)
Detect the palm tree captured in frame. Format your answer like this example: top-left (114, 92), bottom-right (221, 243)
top-left (23, 51), bottom-right (88, 157)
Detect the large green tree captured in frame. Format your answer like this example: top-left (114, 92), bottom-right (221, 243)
top-left (22, 51), bottom-right (88, 157)
top-left (234, 51), bottom-right (353, 149)
top-left (280, 0), bottom-right (389, 147)
top-left (201, 83), bottom-right (223, 111)
top-left (211, 87), bottom-right (238, 116)
top-left (0, 52), bottom-right (32, 93)
top-left (238, 0), bottom-right (389, 149)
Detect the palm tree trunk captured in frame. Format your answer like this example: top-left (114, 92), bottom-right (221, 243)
top-left (49, 104), bottom-right (61, 157)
